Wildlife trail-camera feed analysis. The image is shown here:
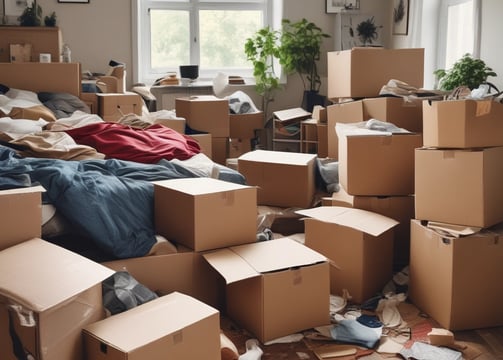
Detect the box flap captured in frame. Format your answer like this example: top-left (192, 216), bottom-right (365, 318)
top-left (203, 248), bottom-right (260, 284)
top-left (0, 238), bottom-right (114, 311)
top-left (238, 149), bottom-right (316, 166)
top-left (153, 177), bottom-right (252, 196)
top-left (204, 238), bottom-right (326, 283)
top-left (336, 121), bottom-right (410, 138)
top-left (0, 185), bottom-right (45, 196)
top-left (83, 292), bottom-right (218, 352)
top-left (296, 206), bottom-right (399, 236)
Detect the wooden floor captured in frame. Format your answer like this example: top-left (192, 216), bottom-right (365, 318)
top-left (222, 301), bottom-right (503, 359)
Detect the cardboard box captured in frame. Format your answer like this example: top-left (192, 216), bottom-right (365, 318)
top-left (297, 206), bottom-right (398, 304)
top-left (363, 97), bottom-right (423, 133)
top-left (317, 123), bottom-right (328, 158)
top-left (211, 136), bottom-right (229, 165)
top-left (409, 219), bottom-right (503, 330)
top-left (203, 237), bottom-right (330, 343)
top-left (10, 43), bottom-right (32, 62)
top-left (415, 146), bottom-right (503, 228)
top-left (0, 239), bottom-right (114, 360)
top-left (154, 177), bottom-right (257, 251)
top-left (327, 98), bottom-right (423, 159)
top-left (104, 252), bottom-right (225, 310)
top-left (229, 138), bottom-right (253, 158)
top-left (327, 47), bottom-right (424, 99)
top-left (322, 187), bottom-right (415, 271)
top-left (83, 292), bottom-right (221, 360)
top-left (312, 105), bottom-right (327, 124)
top-left (154, 117), bottom-right (186, 134)
top-left (337, 124), bottom-right (422, 195)
top-left (0, 186), bottom-right (44, 251)
top-left (97, 92), bottom-right (143, 122)
top-left (188, 133), bottom-right (212, 159)
top-left (422, 99), bottom-right (503, 148)
top-left (229, 111), bottom-right (263, 139)
top-left (176, 96), bottom-right (230, 137)
top-left (238, 150), bottom-right (317, 208)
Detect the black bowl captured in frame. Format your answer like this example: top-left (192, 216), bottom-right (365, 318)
top-left (179, 65), bottom-right (199, 80)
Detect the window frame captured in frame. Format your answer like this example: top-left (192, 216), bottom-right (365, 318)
top-left (436, 0), bottom-right (481, 70)
top-left (132, 0), bottom-right (278, 85)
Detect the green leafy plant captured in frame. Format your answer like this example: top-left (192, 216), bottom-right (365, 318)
top-left (244, 26), bottom-right (282, 121)
top-left (18, 0), bottom-right (42, 26)
top-left (356, 16), bottom-right (379, 46)
top-left (434, 53), bottom-right (497, 91)
top-left (44, 11), bottom-right (57, 27)
top-left (279, 18), bottom-right (330, 92)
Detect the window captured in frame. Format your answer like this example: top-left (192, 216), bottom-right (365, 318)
top-left (437, 0), bottom-right (480, 70)
top-left (132, 0), bottom-right (281, 85)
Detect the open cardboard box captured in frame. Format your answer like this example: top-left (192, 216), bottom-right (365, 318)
top-left (297, 206), bottom-right (398, 304)
top-left (203, 237), bottom-right (330, 343)
top-left (83, 292), bottom-right (221, 360)
top-left (0, 239), bottom-right (114, 360)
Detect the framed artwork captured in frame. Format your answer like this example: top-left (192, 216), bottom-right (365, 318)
top-left (340, 13), bottom-right (384, 50)
top-left (392, 0), bottom-right (410, 35)
top-left (58, 0), bottom-right (90, 3)
top-left (326, 0), bottom-right (360, 14)
top-left (3, 0), bottom-right (32, 17)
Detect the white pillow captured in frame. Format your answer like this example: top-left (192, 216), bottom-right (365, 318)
top-left (0, 117), bottom-right (48, 138)
top-left (0, 88), bottom-right (43, 115)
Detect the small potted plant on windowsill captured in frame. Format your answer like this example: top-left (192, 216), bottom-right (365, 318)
top-left (279, 18), bottom-right (330, 112)
top-left (19, 0), bottom-right (42, 26)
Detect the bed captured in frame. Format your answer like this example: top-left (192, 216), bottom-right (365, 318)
top-left (0, 62), bottom-right (246, 261)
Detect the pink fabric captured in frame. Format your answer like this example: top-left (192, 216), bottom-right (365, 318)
top-left (64, 122), bottom-right (201, 163)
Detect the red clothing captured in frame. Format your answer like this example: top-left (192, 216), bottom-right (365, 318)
top-left (64, 122), bottom-right (201, 163)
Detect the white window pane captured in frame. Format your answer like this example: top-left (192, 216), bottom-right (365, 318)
top-left (199, 10), bottom-right (262, 68)
top-left (150, 9), bottom-right (190, 69)
top-left (445, 1), bottom-right (474, 68)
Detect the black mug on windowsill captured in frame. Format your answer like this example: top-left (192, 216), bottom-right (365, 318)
top-left (179, 65), bottom-right (199, 80)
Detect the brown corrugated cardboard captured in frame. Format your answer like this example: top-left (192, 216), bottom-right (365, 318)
top-left (409, 220), bottom-right (503, 330)
top-left (97, 92), bottom-right (143, 122)
top-left (229, 112), bottom-right (263, 139)
top-left (422, 99), bottom-right (503, 148)
top-left (337, 126), bottom-right (422, 196)
top-left (327, 48), bottom-right (424, 99)
top-left (154, 178), bottom-right (257, 251)
top-left (176, 96), bottom-right (230, 137)
top-left (327, 100), bottom-right (364, 159)
top-left (363, 97), bottom-right (423, 133)
top-left (322, 187), bottom-right (415, 271)
top-left (211, 136), bottom-right (229, 165)
top-left (203, 237), bottom-right (330, 343)
top-left (237, 150), bottom-right (317, 208)
top-left (0, 238), bottom-right (114, 360)
top-left (83, 292), bottom-right (221, 360)
top-left (104, 252), bottom-right (225, 310)
top-left (317, 123), bottom-right (328, 158)
top-left (188, 133), bottom-right (212, 159)
top-left (0, 186), bottom-right (44, 251)
top-left (297, 206), bottom-right (398, 304)
top-left (415, 146), bottom-right (503, 228)
top-left (229, 138), bottom-right (253, 158)
top-left (154, 117), bottom-right (186, 134)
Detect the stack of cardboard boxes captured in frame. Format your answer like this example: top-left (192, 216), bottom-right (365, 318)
top-left (410, 98), bottom-right (503, 331)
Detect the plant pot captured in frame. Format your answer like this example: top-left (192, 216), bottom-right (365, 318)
top-left (302, 90), bottom-right (327, 113)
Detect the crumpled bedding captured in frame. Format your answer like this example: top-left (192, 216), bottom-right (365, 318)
top-left (0, 145), bottom-right (245, 259)
top-left (38, 91), bottom-right (91, 119)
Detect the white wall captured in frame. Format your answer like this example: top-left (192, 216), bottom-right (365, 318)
top-left (480, 0), bottom-right (503, 91)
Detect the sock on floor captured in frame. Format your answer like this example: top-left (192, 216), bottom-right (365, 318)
top-left (238, 339), bottom-right (263, 360)
top-left (330, 319), bottom-right (381, 349)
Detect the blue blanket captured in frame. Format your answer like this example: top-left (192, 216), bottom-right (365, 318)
top-left (0, 146), bottom-right (245, 259)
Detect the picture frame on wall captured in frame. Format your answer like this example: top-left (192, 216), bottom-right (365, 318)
top-left (3, 0), bottom-right (32, 17)
top-left (392, 0), bottom-right (410, 35)
top-left (326, 0), bottom-right (360, 14)
top-left (57, 0), bottom-right (90, 3)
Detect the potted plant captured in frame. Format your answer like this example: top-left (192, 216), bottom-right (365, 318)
top-left (19, 0), bottom-right (42, 26)
top-left (279, 18), bottom-right (330, 112)
top-left (434, 53), bottom-right (497, 91)
top-left (356, 16), bottom-right (379, 46)
top-left (244, 26), bottom-right (282, 122)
